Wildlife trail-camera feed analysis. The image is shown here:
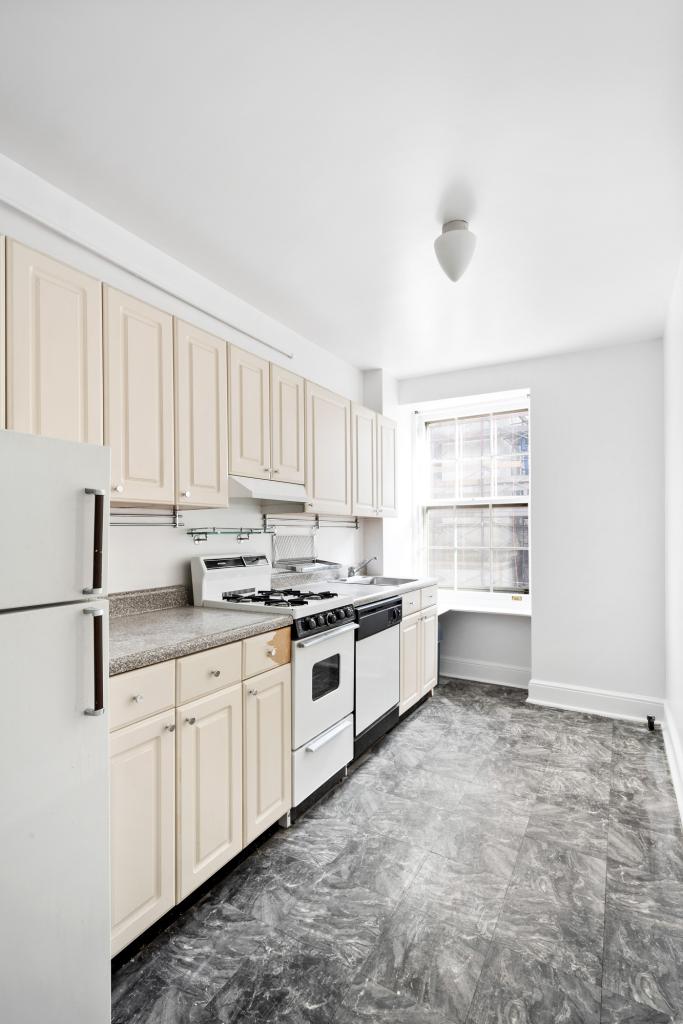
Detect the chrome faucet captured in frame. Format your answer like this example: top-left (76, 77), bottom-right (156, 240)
top-left (348, 556), bottom-right (377, 578)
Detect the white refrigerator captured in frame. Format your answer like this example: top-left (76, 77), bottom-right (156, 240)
top-left (0, 431), bottom-right (111, 1024)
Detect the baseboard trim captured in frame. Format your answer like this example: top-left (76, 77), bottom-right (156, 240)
top-left (663, 703), bottom-right (683, 827)
top-left (527, 678), bottom-right (665, 724)
top-left (441, 655), bottom-right (530, 689)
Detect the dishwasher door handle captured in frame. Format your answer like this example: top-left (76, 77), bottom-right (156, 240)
top-left (305, 718), bottom-right (353, 752)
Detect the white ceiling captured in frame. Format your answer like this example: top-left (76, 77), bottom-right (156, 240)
top-left (1, 1), bottom-right (682, 379)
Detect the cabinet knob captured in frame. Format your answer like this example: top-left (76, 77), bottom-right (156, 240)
top-left (132, 694), bottom-right (144, 704)
top-left (185, 716), bottom-right (197, 725)
top-left (248, 688), bottom-right (258, 696)
top-left (114, 484), bottom-right (124, 493)
top-left (265, 647), bottom-right (276, 657)
top-left (210, 669), bottom-right (221, 677)
top-left (164, 723), bottom-right (176, 733)
top-left (182, 490), bottom-right (192, 498)
top-left (272, 469), bottom-right (279, 474)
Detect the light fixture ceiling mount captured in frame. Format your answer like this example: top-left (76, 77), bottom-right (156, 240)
top-left (434, 219), bottom-right (476, 282)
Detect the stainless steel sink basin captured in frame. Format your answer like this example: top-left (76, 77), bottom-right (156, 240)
top-left (341, 576), bottom-right (418, 586)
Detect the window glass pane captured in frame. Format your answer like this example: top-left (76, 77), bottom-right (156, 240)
top-left (426, 508), bottom-right (455, 587)
top-left (430, 461), bottom-right (457, 499)
top-left (457, 550), bottom-right (491, 591)
top-left (492, 550), bottom-right (529, 593)
top-left (459, 415), bottom-right (491, 458)
top-left (427, 420), bottom-right (456, 499)
top-left (459, 457), bottom-right (491, 499)
top-left (491, 506), bottom-right (529, 548)
top-left (456, 507), bottom-right (490, 548)
top-left (495, 411), bottom-right (528, 456)
top-left (494, 455), bottom-right (529, 496)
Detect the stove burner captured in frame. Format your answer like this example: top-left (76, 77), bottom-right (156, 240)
top-left (221, 588), bottom-right (339, 608)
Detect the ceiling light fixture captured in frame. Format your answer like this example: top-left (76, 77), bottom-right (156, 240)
top-left (434, 219), bottom-right (476, 282)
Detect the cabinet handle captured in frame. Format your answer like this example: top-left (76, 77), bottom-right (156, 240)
top-left (272, 469), bottom-right (279, 474)
top-left (164, 723), bottom-right (176, 733)
top-left (132, 694), bottom-right (144, 704)
top-left (114, 484), bottom-right (124, 494)
top-left (248, 688), bottom-right (258, 696)
top-left (83, 488), bottom-right (105, 595)
top-left (210, 669), bottom-right (221, 677)
top-left (83, 607), bottom-right (105, 717)
top-left (182, 490), bottom-right (192, 498)
top-left (185, 716), bottom-right (197, 725)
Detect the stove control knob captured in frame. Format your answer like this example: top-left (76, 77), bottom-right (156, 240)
top-left (335, 608), bottom-right (346, 620)
top-left (317, 613), bottom-right (326, 626)
top-left (305, 617), bottom-right (316, 631)
top-left (326, 611), bottom-right (337, 625)
top-left (346, 606), bottom-right (355, 618)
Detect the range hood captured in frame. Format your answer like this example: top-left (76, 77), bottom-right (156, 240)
top-left (228, 475), bottom-right (309, 503)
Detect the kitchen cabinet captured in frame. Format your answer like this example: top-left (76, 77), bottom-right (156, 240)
top-left (243, 664), bottom-right (292, 844)
top-left (271, 363), bottom-right (305, 483)
top-left (305, 381), bottom-right (352, 515)
top-left (399, 612), bottom-right (421, 714)
top-left (176, 683), bottom-right (243, 900)
top-left (174, 319), bottom-right (229, 508)
top-left (104, 288), bottom-right (175, 504)
top-left (110, 709), bottom-right (176, 956)
top-left (420, 607), bottom-right (438, 696)
top-left (351, 403), bottom-right (377, 516)
top-left (377, 414), bottom-right (398, 515)
top-left (229, 345), bottom-right (270, 479)
top-left (0, 237), bottom-right (5, 428)
top-left (6, 241), bottom-right (103, 443)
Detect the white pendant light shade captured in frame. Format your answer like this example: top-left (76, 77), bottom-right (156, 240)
top-left (434, 220), bottom-right (476, 282)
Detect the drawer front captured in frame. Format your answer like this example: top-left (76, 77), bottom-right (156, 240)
top-left (243, 627), bottom-right (291, 680)
top-left (176, 642), bottom-right (242, 705)
top-left (292, 713), bottom-right (353, 806)
top-left (421, 586), bottom-right (438, 610)
top-left (402, 590), bottom-right (420, 615)
top-left (109, 661), bottom-right (175, 731)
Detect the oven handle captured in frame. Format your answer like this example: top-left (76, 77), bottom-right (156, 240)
top-left (305, 717), bottom-right (353, 752)
top-left (296, 622), bottom-right (358, 649)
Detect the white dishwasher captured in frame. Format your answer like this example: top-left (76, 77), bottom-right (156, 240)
top-left (354, 595), bottom-right (402, 757)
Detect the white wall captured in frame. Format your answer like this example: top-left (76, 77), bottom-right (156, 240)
top-left (399, 339), bottom-right (665, 707)
top-left (664, 255), bottom-right (683, 807)
top-left (0, 156), bottom-right (365, 592)
top-left (440, 612), bottom-right (532, 688)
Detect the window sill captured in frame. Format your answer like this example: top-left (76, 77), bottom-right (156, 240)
top-left (437, 589), bottom-right (532, 617)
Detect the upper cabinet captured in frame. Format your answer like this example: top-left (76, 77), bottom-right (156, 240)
top-left (271, 364), bottom-right (305, 484)
top-left (305, 381), bottom-right (352, 515)
top-left (6, 241), bottom-right (103, 443)
top-left (351, 403), bottom-right (377, 516)
top-left (377, 414), bottom-right (398, 516)
top-left (229, 346), bottom-right (270, 479)
top-left (104, 288), bottom-right (174, 504)
top-left (174, 320), bottom-right (229, 508)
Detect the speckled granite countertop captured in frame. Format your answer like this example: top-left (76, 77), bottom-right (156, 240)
top-left (109, 605), bottom-right (292, 676)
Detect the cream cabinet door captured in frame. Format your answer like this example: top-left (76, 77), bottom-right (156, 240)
top-left (6, 241), bottom-right (103, 443)
top-left (420, 608), bottom-right (438, 696)
top-left (110, 710), bottom-right (175, 956)
top-left (176, 684), bottom-right (243, 901)
top-left (377, 415), bottom-right (398, 516)
top-left (0, 237), bottom-right (5, 428)
top-left (271, 364), bottom-right (305, 484)
top-left (305, 381), bottom-right (352, 515)
top-left (399, 612), bottom-right (421, 715)
top-left (351, 404), bottom-right (377, 516)
top-left (229, 346), bottom-right (270, 479)
top-left (104, 288), bottom-right (174, 504)
top-left (243, 665), bottom-right (291, 844)
top-left (174, 320), bottom-right (229, 508)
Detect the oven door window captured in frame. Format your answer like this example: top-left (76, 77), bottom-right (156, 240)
top-left (312, 653), bottom-right (341, 701)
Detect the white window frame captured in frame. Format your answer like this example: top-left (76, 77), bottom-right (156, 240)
top-left (413, 390), bottom-right (531, 614)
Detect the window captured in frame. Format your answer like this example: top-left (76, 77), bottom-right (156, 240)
top-left (417, 401), bottom-right (530, 595)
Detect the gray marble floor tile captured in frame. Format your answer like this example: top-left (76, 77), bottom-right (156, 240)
top-left (540, 762), bottom-right (612, 807)
top-left (549, 726), bottom-right (614, 766)
top-left (505, 837), bottom-right (607, 915)
top-left (606, 821), bottom-right (683, 924)
top-left (112, 976), bottom-right (220, 1024)
top-left (428, 799), bottom-right (529, 866)
top-left (600, 989), bottom-right (675, 1023)
top-left (612, 723), bottom-right (668, 767)
top-left (526, 798), bottom-right (609, 858)
top-left (602, 907), bottom-right (683, 1021)
top-left (361, 901), bottom-right (489, 1020)
top-left (466, 940), bottom-right (602, 1024)
top-left (325, 833), bottom-right (427, 899)
top-left (609, 765), bottom-right (681, 835)
top-left (271, 813), bottom-right (358, 867)
top-left (334, 979), bottom-right (454, 1023)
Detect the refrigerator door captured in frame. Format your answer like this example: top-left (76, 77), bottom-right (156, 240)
top-left (0, 600), bottom-right (110, 1024)
top-left (0, 430), bottom-right (110, 610)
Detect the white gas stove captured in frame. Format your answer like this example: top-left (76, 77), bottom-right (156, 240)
top-left (191, 553), bottom-right (356, 817)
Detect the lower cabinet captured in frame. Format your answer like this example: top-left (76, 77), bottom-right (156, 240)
top-left (110, 710), bottom-right (176, 956)
top-left (109, 636), bottom-right (292, 956)
top-left (176, 683), bottom-right (243, 902)
top-left (243, 665), bottom-right (292, 844)
top-left (399, 598), bottom-right (439, 714)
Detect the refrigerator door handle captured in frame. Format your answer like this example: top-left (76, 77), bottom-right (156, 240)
top-left (83, 487), bottom-right (105, 596)
top-left (83, 607), bottom-right (105, 717)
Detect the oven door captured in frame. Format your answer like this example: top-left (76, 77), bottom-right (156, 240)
top-left (291, 621), bottom-right (357, 750)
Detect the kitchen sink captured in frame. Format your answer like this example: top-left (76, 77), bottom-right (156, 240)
top-left (341, 576), bottom-right (418, 586)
